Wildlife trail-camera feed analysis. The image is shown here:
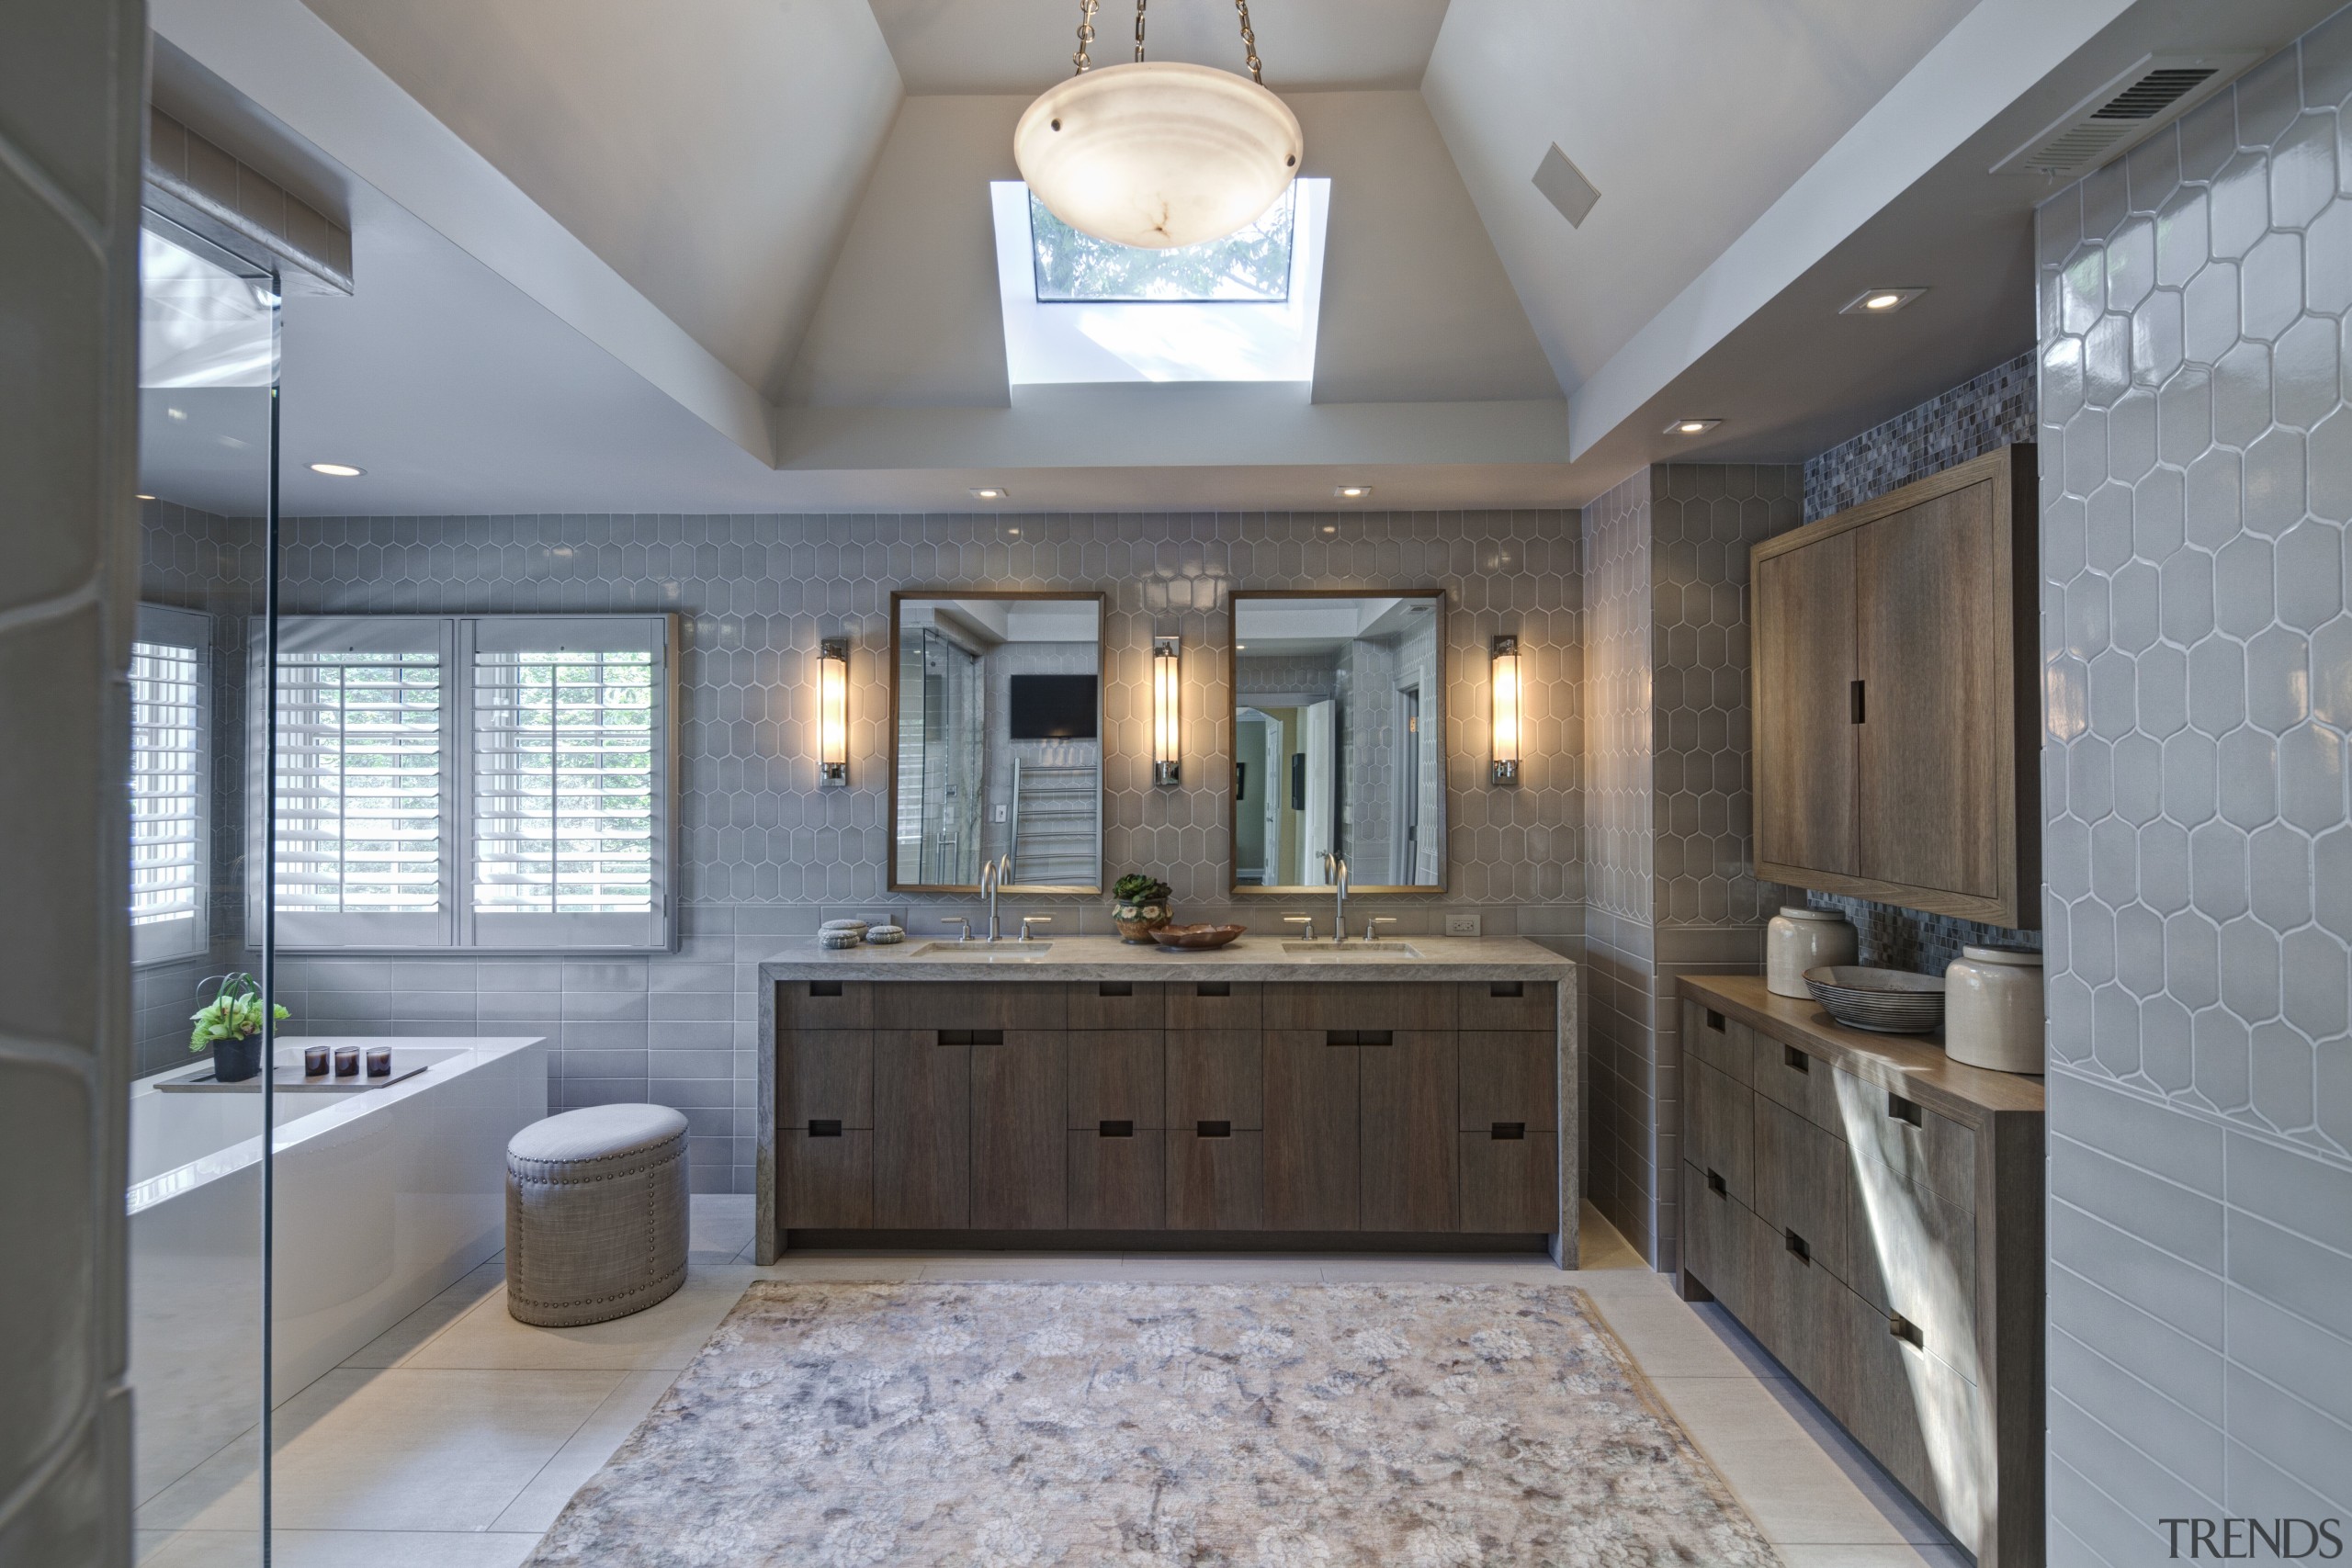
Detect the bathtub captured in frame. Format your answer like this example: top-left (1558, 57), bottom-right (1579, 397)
top-left (127, 1036), bottom-right (546, 1506)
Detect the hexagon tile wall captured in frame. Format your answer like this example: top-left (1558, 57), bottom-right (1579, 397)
top-left (2038, 11), bottom-right (2352, 1553)
top-left (260, 507), bottom-right (1582, 1191)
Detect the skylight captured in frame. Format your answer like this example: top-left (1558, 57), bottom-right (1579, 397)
top-left (991, 178), bottom-right (1329, 385)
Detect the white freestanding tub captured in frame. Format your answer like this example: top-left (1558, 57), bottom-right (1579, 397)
top-left (127, 1037), bottom-right (546, 1506)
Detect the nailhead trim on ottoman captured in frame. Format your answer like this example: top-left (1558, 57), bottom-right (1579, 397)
top-left (505, 1104), bottom-right (690, 1327)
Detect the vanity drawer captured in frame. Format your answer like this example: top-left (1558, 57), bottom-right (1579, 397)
top-left (1845, 1280), bottom-right (1991, 1552)
top-left (1752, 1097), bottom-right (1851, 1283)
top-left (1263, 982), bottom-right (1454, 1031)
top-left (1838, 1064), bottom-right (1976, 1210)
top-left (777, 1030), bottom-right (872, 1130)
top-left (1682, 998), bottom-right (1753, 1085)
top-left (1753, 1032), bottom-right (1841, 1134)
top-left (1069, 1127), bottom-right (1166, 1229)
top-left (1684, 1057), bottom-right (1754, 1207)
top-left (1067, 1031), bottom-right (1165, 1130)
top-left (775, 977), bottom-right (873, 1030)
top-left (1741, 1202), bottom-right (1856, 1421)
top-left (876, 981), bottom-right (1067, 1032)
top-left (781, 1127), bottom-right (873, 1229)
top-left (1457, 980), bottom-right (1556, 1032)
top-left (1166, 1128), bottom-right (1265, 1229)
top-left (1846, 1150), bottom-right (1978, 1365)
top-left (1679, 1161), bottom-right (1748, 1316)
top-left (1166, 1030), bottom-right (1262, 1130)
top-left (1166, 980), bottom-right (1262, 1029)
top-left (1459, 1130), bottom-right (1556, 1232)
top-left (1458, 1031), bottom-right (1557, 1133)
top-left (1066, 980), bottom-right (1168, 1030)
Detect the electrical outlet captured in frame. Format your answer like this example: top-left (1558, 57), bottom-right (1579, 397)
top-left (993, 804), bottom-right (1008, 822)
top-left (1443, 913), bottom-right (1482, 937)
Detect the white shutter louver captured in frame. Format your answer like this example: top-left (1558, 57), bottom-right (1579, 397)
top-left (131, 604), bottom-right (211, 963)
top-left (268, 618), bottom-right (451, 946)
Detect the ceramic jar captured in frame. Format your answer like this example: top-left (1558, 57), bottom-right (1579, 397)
top-left (1766, 907), bottom-right (1859, 997)
top-left (1944, 944), bottom-right (2045, 1074)
top-left (1111, 898), bottom-right (1171, 944)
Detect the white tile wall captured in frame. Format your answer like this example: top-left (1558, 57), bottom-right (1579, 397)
top-left (2039, 10), bottom-right (2352, 1557)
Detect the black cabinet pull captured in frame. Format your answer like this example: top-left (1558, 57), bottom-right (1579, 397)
top-left (808, 980), bottom-right (843, 998)
top-left (1850, 678), bottom-right (1866, 724)
top-left (1782, 1044), bottom-right (1810, 1073)
top-left (809, 1119), bottom-right (842, 1138)
top-left (1705, 1009), bottom-right (1725, 1032)
top-left (1890, 1314), bottom-right (1924, 1349)
top-left (1783, 1228), bottom-right (1811, 1262)
top-left (1490, 1122), bottom-right (1526, 1140)
top-left (1098, 982), bottom-right (1132, 998)
top-left (1099, 1120), bottom-right (1134, 1138)
top-left (1197, 1120), bottom-right (1231, 1138)
top-left (1489, 981), bottom-right (1524, 998)
top-left (1888, 1093), bottom-right (1923, 1127)
top-left (937, 1029), bottom-right (1004, 1046)
top-left (1705, 1168), bottom-right (1726, 1197)
top-left (1195, 982), bottom-right (1230, 998)
top-left (1327, 1030), bottom-right (1394, 1046)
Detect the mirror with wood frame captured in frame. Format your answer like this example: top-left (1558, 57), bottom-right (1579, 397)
top-left (888, 591), bottom-right (1104, 894)
top-left (1229, 590), bottom-right (1445, 895)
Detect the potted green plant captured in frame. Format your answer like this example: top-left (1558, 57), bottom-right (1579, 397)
top-left (1110, 874), bottom-right (1173, 943)
top-left (190, 972), bottom-right (288, 1083)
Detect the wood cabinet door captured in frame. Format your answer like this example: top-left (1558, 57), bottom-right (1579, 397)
top-left (1264, 1031), bottom-right (1359, 1229)
top-left (1855, 481), bottom-right (2006, 901)
top-left (1459, 1131), bottom-right (1555, 1232)
top-left (1167, 1129), bottom-right (1265, 1229)
top-left (782, 1128), bottom-right (873, 1228)
top-left (1167, 1030), bottom-right (1263, 1130)
top-left (971, 1032), bottom-right (1067, 1229)
top-left (1069, 1127), bottom-right (1165, 1229)
top-left (1067, 1031), bottom-right (1164, 1130)
top-left (874, 1030), bottom-right (968, 1228)
top-left (1754, 529), bottom-right (1858, 879)
top-left (1361, 1031), bottom-right (1458, 1231)
top-left (777, 1030), bottom-right (873, 1130)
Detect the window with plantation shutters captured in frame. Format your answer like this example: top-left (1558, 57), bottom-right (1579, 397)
top-left (131, 604), bottom-right (211, 964)
top-left (258, 615), bottom-right (674, 952)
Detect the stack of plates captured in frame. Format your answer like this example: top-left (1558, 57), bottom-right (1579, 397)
top-left (1803, 965), bottom-right (1946, 1034)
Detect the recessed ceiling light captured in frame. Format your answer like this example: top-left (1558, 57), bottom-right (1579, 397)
top-left (969, 486), bottom-right (1010, 502)
top-left (1840, 287), bottom-right (1926, 315)
top-left (136, 493), bottom-right (156, 502)
top-left (309, 462), bottom-right (366, 478)
top-left (1664, 418), bottom-right (1721, 435)
top-left (1332, 484), bottom-right (1374, 500)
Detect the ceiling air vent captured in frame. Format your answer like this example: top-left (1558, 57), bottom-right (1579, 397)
top-left (1992, 52), bottom-right (2259, 179)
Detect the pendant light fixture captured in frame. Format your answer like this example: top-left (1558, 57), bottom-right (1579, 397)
top-left (1014, 0), bottom-right (1303, 251)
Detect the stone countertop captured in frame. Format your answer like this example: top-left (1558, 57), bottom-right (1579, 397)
top-left (755, 932), bottom-right (1575, 983)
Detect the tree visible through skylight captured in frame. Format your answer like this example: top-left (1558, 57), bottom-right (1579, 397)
top-left (1030, 190), bottom-right (1294, 303)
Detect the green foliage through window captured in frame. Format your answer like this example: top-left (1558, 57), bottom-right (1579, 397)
top-left (1030, 191), bottom-right (1293, 303)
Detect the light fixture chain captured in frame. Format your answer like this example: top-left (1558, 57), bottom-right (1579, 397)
top-left (1234, 0), bottom-right (1262, 83)
top-left (1134, 0), bottom-right (1146, 63)
top-left (1072, 0), bottom-right (1098, 73)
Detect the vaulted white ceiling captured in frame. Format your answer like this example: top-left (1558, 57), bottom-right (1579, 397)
top-left (142, 0), bottom-right (2342, 513)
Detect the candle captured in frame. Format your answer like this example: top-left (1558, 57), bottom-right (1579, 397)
top-left (334, 1046), bottom-right (359, 1078)
top-left (366, 1045), bottom-right (392, 1077)
top-left (304, 1045), bottom-right (329, 1077)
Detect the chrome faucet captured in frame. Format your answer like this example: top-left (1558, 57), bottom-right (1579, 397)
top-left (1323, 852), bottom-right (1350, 943)
top-left (980, 854), bottom-right (1011, 942)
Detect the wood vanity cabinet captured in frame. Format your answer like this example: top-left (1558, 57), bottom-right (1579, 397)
top-left (1678, 976), bottom-right (2044, 1568)
top-left (775, 976), bottom-right (1562, 1246)
top-left (1752, 445), bottom-right (2040, 928)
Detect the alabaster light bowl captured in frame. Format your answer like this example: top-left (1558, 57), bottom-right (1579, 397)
top-left (1803, 965), bottom-right (1947, 1035)
top-left (1014, 62), bottom-right (1302, 250)
top-left (1149, 923), bottom-right (1247, 950)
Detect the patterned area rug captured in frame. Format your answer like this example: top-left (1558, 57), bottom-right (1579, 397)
top-left (526, 1280), bottom-right (1780, 1567)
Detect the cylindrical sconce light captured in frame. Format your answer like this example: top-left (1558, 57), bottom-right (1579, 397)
top-left (1152, 636), bottom-right (1182, 785)
top-left (819, 637), bottom-right (849, 786)
top-left (1490, 634), bottom-right (1521, 785)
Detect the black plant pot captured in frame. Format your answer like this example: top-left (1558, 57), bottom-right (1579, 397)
top-left (212, 1033), bottom-right (264, 1083)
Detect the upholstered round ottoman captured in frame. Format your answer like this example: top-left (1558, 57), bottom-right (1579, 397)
top-left (504, 1104), bottom-right (689, 1327)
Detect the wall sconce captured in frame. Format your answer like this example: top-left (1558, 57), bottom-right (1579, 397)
top-left (1152, 636), bottom-right (1182, 785)
top-left (819, 637), bottom-right (849, 786)
top-left (1490, 635), bottom-right (1521, 785)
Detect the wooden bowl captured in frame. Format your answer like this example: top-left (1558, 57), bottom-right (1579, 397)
top-left (1149, 923), bottom-right (1247, 951)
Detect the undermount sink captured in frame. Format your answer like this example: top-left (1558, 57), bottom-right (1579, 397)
top-left (910, 941), bottom-right (1054, 960)
top-left (1279, 942), bottom-right (1423, 958)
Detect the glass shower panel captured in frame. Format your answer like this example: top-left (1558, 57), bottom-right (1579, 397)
top-left (898, 627), bottom-right (984, 886)
top-left (126, 217), bottom-right (279, 1562)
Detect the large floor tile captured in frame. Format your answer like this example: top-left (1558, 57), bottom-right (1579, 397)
top-left (139, 1367), bottom-right (626, 1534)
top-left (337, 1261), bottom-right (505, 1370)
top-left (1773, 1544), bottom-right (1974, 1567)
top-left (1586, 1292), bottom-right (1781, 1380)
top-left (1687, 1434), bottom-right (1919, 1547)
top-left (490, 1367), bottom-right (677, 1534)
top-left (139, 1528), bottom-right (540, 1568)
top-left (399, 1269), bottom-right (754, 1371)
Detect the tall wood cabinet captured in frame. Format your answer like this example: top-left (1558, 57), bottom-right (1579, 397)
top-left (1753, 445), bottom-right (2040, 927)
